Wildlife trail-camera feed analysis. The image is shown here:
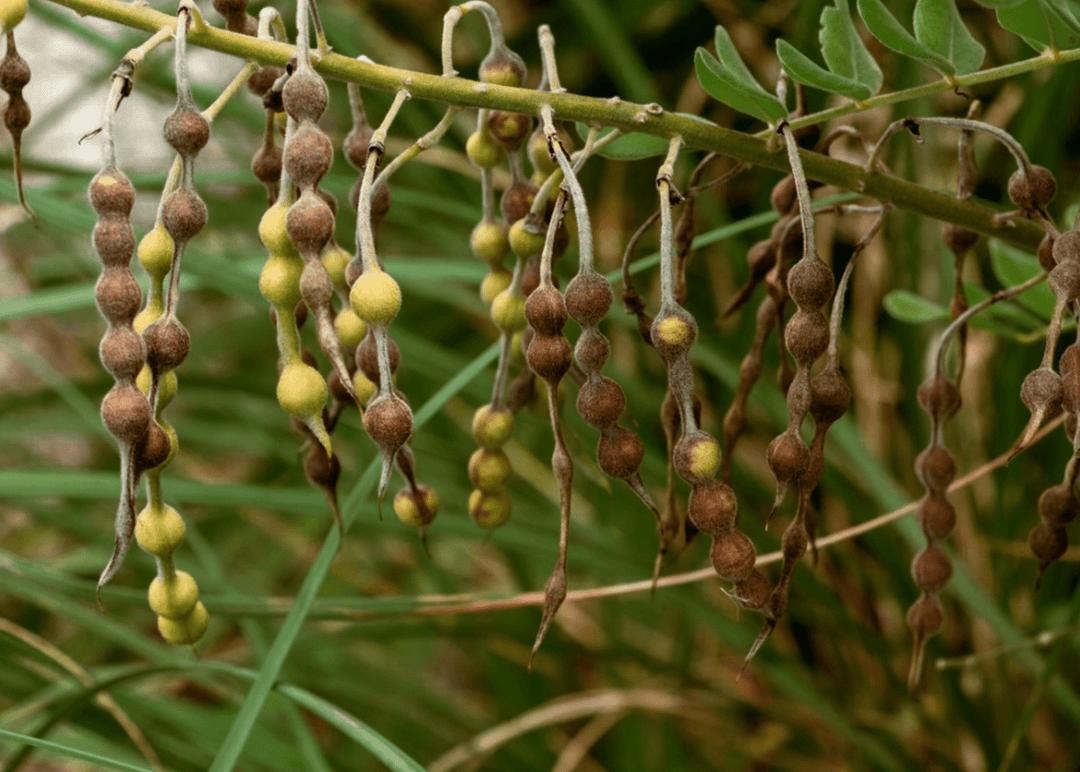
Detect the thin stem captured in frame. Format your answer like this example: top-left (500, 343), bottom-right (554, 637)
top-left (541, 105), bottom-right (593, 273)
top-left (373, 106), bottom-right (458, 192)
top-left (867, 117), bottom-right (1034, 180)
top-left (655, 136), bottom-right (683, 310)
top-left (779, 121), bottom-right (816, 262)
top-left (355, 88), bottom-right (410, 271)
top-left (441, 6), bottom-right (463, 77)
top-left (827, 205), bottom-right (889, 368)
top-left (202, 61), bottom-right (257, 120)
top-left (538, 24), bottom-right (562, 93)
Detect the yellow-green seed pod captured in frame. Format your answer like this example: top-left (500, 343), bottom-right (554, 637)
top-left (470, 220), bottom-right (510, 265)
top-left (353, 370), bottom-right (377, 404)
top-left (136, 365), bottom-right (152, 396)
top-left (480, 268), bottom-right (512, 304)
top-left (258, 203), bottom-right (298, 257)
top-left (528, 130), bottom-right (558, 177)
top-left (0, 0), bottom-right (26, 32)
top-left (158, 370), bottom-right (178, 411)
top-left (472, 404), bottom-right (514, 449)
top-left (259, 253), bottom-right (304, 310)
top-left (393, 485), bottom-right (440, 527)
top-left (490, 288), bottom-right (526, 332)
top-left (277, 362), bottom-right (328, 418)
top-left (468, 448), bottom-right (512, 492)
top-left (466, 129), bottom-right (505, 169)
top-left (350, 267), bottom-right (402, 324)
top-left (510, 331), bottom-right (524, 364)
top-left (157, 601), bottom-right (209, 646)
top-left (138, 223), bottom-right (174, 280)
top-left (135, 504), bottom-right (186, 558)
top-left (530, 171), bottom-right (547, 189)
top-left (468, 489), bottom-right (512, 529)
top-left (133, 306), bottom-right (162, 336)
top-left (334, 308), bottom-right (367, 350)
top-left (148, 570), bottom-right (200, 619)
top-left (509, 218), bottom-right (545, 259)
top-left (321, 242), bottom-right (351, 295)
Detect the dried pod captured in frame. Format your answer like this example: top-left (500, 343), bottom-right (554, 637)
top-left (526, 335), bottom-right (573, 382)
top-left (809, 369), bottom-right (851, 426)
top-left (99, 326), bottom-right (145, 382)
top-left (252, 142), bottom-right (283, 189)
top-left (784, 310), bottom-right (829, 366)
top-left (101, 383), bottom-right (151, 443)
top-left (942, 223), bottom-right (979, 256)
top-left (596, 425), bottom-right (644, 479)
top-left (282, 68), bottom-right (329, 124)
top-left (1029, 522), bottom-right (1067, 567)
top-left (688, 478), bottom-right (737, 536)
top-left (673, 431), bottom-right (722, 485)
top-left (1052, 230), bottom-right (1080, 264)
top-left (363, 398), bottom-right (413, 451)
top-left (304, 443), bottom-right (341, 489)
top-left (912, 546), bottom-right (953, 593)
top-left (94, 268), bottom-right (141, 323)
top-left (487, 110), bottom-right (531, 151)
top-left (162, 188), bottom-right (208, 244)
top-left (1061, 345), bottom-right (1080, 413)
top-left (134, 421), bottom-right (171, 473)
top-left (1038, 235), bottom-right (1056, 272)
top-left (524, 286), bottom-right (568, 337)
top-left (564, 272), bottom-right (613, 327)
top-left (710, 530), bottom-right (756, 582)
top-left (577, 377), bottom-right (626, 428)
top-left (915, 446), bottom-right (956, 494)
top-left (766, 430), bottom-right (810, 486)
top-left (734, 570), bottom-right (771, 610)
top-left (1049, 260), bottom-right (1080, 301)
top-left (356, 333), bottom-right (400, 384)
top-left (286, 195), bottom-right (334, 256)
top-left (770, 175), bottom-right (796, 215)
top-left (92, 217), bottom-right (137, 268)
top-left (787, 258), bottom-right (834, 312)
top-left (1020, 366), bottom-right (1064, 416)
top-left (574, 329), bottom-right (609, 373)
top-left (164, 107), bottom-right (210, 158)
top-left (906, 594), bottom-right (944, 639)
top-left (500, 179), bottom-right (538, 224)
top-left (89, 171), bottom-right (135, 217)
top-left (651, 309), bottom-right (698, 361)
top-left (344, 123), bottom-right (374, 169)
top-left (917, 494), bottom-right (956, 541)
top-left (917, 375), bottom-right (961, 422)
top-left (1007, 165), bottom-right (1056, 211)
top-left (284, 123), bottom-right (334, 188)
top-left (144, 317), bottom-right (191, 375)
top-left (1038, 484), bottom-right (1079, 527)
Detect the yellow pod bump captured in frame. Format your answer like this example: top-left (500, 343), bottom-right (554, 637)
top-left (350, 268), bottom-right (401, 324)
top-left (157, 601), bottom-right (209, 646)
top-left (258, 203), bottom-right (298, 257)
top-left (334, 308), bottom-right (367, 350)
top-left (490, 289), bottom-right (526, 332)
top-left (135, 504), bottom-right (186, 558)
top-left (277, 363), bottom-right (328, 419)
top-left (137, 223), bottom-right (174, 280)
top-left (259, 253), bottom-right (304, 309)
top-left (148, 570), bottom-right (200, 619)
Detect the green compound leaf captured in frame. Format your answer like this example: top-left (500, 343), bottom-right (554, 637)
top-left (914, 0), bottom-right (986, 74)
top-left (990, 239), bottom-right (1055, 318)
top-left (997, 0), bottom-right (1080, 51)
top-left (776, 38), bottom-right (873, 100)
top-left (694, 47), bottom-right (788, 123)
top-left (883, 289), bottom-right (948, 323)
top-left (856, 0), bottom-right (955, 74)
top-left (714, 25), bottom-right (778, 98)
top-left (820, 0), bottom-right (883, 95)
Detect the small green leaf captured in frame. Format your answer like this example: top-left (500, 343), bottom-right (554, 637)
top-left (714, 25), bottom-right (777, 98)
top-left (913, 0), bottom-right (986, 74)
top-left (971, 0), bottom-right (1028, 7)
top-left (572, 123), bottom-right (669, 160)
top-left (1045, 0), bottom-right (1080, 38)
top-left (694, 48), bottom-right (788, 123)
top-left (776, 39), bottom-right (873, 100)
top-left (856, 0), bottom-right (955, 74)
top-left (820, 0), bottom-right (884, 95)
top-left (997, 0), bottom-right (1080, 50)
top-left (883, 290), bottom-right (948, 323)
top-left (990, 239), bottom-right (1055, 318)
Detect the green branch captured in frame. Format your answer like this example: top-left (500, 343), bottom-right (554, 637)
top-left (42, 0), bottom-right (1052, 250)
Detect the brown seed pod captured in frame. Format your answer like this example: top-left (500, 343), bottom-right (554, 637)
top-left (4, 93), bottom-right (29, 132)
top-left (917, 375), bottom-right (961, 422)
top-left (479, 48), bottom-right (526, 87)
top-left (766, 429), bottom-right (810, 485)
top-left (252, 142), bottom-right (283, 189)
top-left (1038, 484), bottom-right (1079, 527)
top-left (906, 594), bottom-right (943, 638)
top-left (595, 425), bottom-right (644, 479)
top-left (733, 569), bottom-right (771, 610)
top-left (92, 217), bottom-right (137, 268)
top-left (1020, 366), bottom-right (1064, 416)
top-left (344, 123), bottom-right (374, 169)
top-left (564, 272), bottom-right (613, 327)
top-left (286, 195), bottom-right (334, 256)
top-left (1049, 260), bottom-right (1080, 301)
top-left (304, 443), bottom-right (341, 489)
top-left (577, 377), bottom-right (626, 428)
top-left (1029, 522), bottom-right (1067, 566)
top-left (1007, 165), bottom-right (1056, 211)
top-left (94, 268), bottom-right (142, 323)
top-left (784, 310), bottom-right (829, 366)
top-left (299, 261), bottom-right (334, 308)
top-left (363, 398), bottom-right (413, 451)
top-left (1038, 235), bottom-right (1056, 272)
top-left (144, 317), bottom-right (191, 375)
top-left (787, 259), bottom-right (834, 312)
top-left (809, 369), bottom-right (851, 426)
top-left (1052, 230), bottom-right (1080, 264)
top-left (356, 333), bottom-right (400, 385)
top-left (162, 188), bottom-right (208, 244)
top-left (99, 326), bottom-right (145, 382)
top-left (781, 520), bottom-right (809, 563)
top-left (487, 110), bottom-right (531, 151)
top-left (89, 171), bottom-right (136, 217)
top-left (673, 431), bottom-right (722, 485)
top-left (101, 383), bottom-right (151, 443)
top-left (1060, 345), bottom-right (1080, 414)
top-left (0, 47), bottom-right (31, 93)
top-left (284, 123), bottom-right (333, 188)
top-left (282, 68), bottom-right (329, 124)
top-left (912, 546), bottom-right (953, 592)
top-left (687, 478), bottom-right (737, 536)
top-left (710, 530), bottom-right (756, 582)
top-left (942, 223), bottom-right (979, 256)
top-left (349, 180), bottom-right (392, 222)
top-left (745, 239), bottom-right (777, 282)
top-left (500, 179), bottom-right (538, 224)
top-left (917, 494), bottom-right (956, 541)
top-left (164, 108), bottom-right (210, 159)
top-left (524, 286), bottom-right (568, 336)
top-left (770, 175), bottom-right (796, 215)
top-left (651, 309), bottom-right (697, 361)
top-left (574, 328), bottom-right (609, 373)
top-left (526, 334), bottom-right (573, 382)
top-left (211, 0), bottom-right (246, 19)
top-left (247, 65), bottom-right (282, 98)
top-left (915, 446), bottom-right (956, 494)
top-left (134, 421), bottom-right (171, 473)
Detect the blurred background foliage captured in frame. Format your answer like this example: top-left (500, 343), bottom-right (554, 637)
top-left (2, 0), bottom-right (1080, 770)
